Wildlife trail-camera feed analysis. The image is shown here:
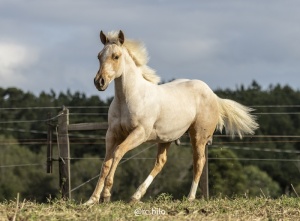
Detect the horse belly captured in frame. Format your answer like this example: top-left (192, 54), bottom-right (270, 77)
top-left (153, 126), bottom-right (190, 143)
top-left (148, 81), bottom-right (203, 142)
top-left (150, 108), bottom-right (195, 143)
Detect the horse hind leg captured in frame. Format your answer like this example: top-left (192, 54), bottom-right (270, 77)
top-left (130, 142), bottom-right (171, 202)
top-left (187, 126), bottom-right (211, 201)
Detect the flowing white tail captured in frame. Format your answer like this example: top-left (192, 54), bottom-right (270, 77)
top-left (216, 97), bottom-right (259, 139)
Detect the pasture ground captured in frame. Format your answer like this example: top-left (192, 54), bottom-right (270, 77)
top-left (1, 194), bottom-right (300, 221)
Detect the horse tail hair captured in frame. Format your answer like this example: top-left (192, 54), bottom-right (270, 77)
top-left (216, 97), bottom-right (259, 139)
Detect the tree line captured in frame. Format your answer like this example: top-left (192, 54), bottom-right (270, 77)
top-left (0, 81), bottom-right (300, 202)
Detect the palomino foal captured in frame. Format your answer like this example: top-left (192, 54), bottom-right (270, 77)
top-left (85, 30), bottom-right (258, 205)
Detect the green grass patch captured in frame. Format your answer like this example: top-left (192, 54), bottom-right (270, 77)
top-left (1, 194), bottom-right (300, 220)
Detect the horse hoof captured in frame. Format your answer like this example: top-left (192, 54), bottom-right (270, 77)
top-left (83, 198), bottom-right (97, 206)
top-left (102, 196), bottom-right (111, 203)
top-left (187, 197), bottom-right (195, 202)
top-left (129, 197), bottom-right (141, 204)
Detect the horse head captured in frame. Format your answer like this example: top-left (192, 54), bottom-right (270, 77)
top-left (94, 30), bottom-right (125, 91)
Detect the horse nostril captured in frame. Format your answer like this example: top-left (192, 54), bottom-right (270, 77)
top-left (100, 78), bottom-right (105, 87)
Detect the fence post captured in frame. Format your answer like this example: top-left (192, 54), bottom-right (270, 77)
top-left (200, 145), bottom-right (209, 199)
top-left (57, 106), bottom-right (71, 199)
top-left (46, 112), bottom-right (53, 173)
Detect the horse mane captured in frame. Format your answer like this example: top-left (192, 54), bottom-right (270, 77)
top-left (106, 31), bottom-right (160, 84)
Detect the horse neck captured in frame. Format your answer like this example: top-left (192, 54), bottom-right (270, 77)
top-left (114, 56), bottom-right (148, 102)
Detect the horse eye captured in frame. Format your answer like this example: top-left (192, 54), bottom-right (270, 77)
top-left (113, 55), bottom-right (119, 60)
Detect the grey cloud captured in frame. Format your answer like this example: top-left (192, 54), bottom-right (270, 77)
top-left (0, 0), bottom-right (300, 99)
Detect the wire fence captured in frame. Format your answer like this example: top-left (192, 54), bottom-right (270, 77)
top-left (0, 105), bottom-right (300, 194)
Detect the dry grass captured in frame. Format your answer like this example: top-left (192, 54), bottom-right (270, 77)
top-left (1, 194), bottom-right (300, 221)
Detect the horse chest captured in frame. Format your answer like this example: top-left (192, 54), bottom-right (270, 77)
top-left (111, 108), bottom-right (140, 136)
top-left (109, 99), bottom-right (158, 139)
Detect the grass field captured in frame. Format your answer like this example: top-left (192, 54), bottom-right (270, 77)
top-left (1, 194), bottom-right (300, 221)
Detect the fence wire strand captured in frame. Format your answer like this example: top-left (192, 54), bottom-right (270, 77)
top-left (0, 163), bottom-right (44, 168)
top-left (1, 105), bottom-right (300, 194)
top-left (70, 143), bottom-right (157, 193)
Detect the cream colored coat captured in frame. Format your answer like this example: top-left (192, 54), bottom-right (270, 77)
top-left (86, 30), bottom-right (258, 205)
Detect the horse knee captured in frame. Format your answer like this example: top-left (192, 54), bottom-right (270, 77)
top-left (105, 178), bottom-right (113, 188)
top-left (102, 163), bottom-right (111, 173)
top-left (155, 156), bottom-right (167, 170)
top-left (113, 147), bottom-right (125, 162)
top-left (159, 156), bottom-right (167, 165)
top-left (99, 162), bottom-right (111, 180)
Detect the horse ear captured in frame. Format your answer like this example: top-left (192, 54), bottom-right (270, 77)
top-left (100, 30), bottom-right (108, 45)
top-left (118, 30), bottom-right (125, 45)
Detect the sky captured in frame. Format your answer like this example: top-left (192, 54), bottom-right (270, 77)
top-left (1, 0), bottom-right (300, 100)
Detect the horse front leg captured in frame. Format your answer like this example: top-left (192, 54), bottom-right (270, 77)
top-left (84, 130), bottom-right (120, 205)
top-left (102, 126), bottom-right (148, 202)
top-left (131, 142), bottom-right (171, 202)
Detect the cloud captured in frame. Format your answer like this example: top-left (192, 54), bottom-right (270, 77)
top-left (0, 43), bottom-right (38, 87)
top-left (0, 0), bottom-right (300, 99)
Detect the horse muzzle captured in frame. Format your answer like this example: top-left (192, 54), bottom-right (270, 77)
top-left (94, 76), bottom-right (108, 91)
